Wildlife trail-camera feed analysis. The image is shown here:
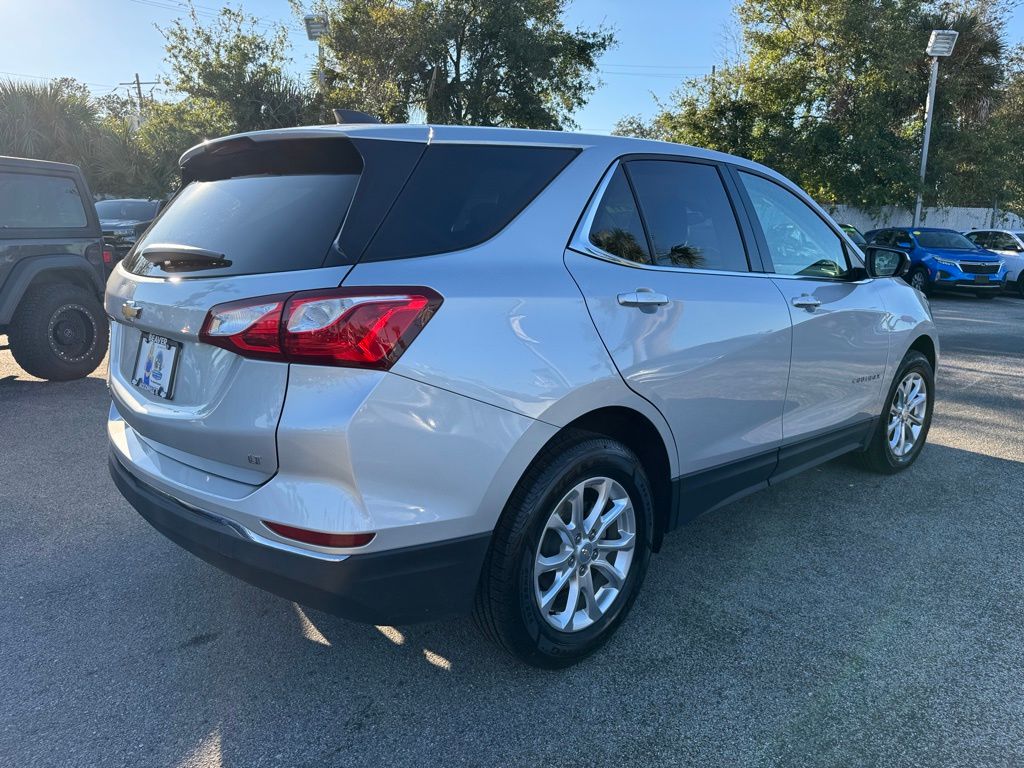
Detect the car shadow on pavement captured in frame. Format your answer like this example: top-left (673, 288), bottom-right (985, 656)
top-left (5, 429), bottom-right (1023, 766)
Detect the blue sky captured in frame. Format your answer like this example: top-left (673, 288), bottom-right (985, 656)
top-left (2, 0), bottom-right (1023, 134)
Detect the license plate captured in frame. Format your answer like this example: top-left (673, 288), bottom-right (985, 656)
top-left (132, 333), bottom-right (181, 400)
top-left (974, 274), bottom-right (990, 284)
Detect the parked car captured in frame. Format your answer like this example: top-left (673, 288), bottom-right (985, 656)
top-left (839, 223), bottom-right (867, 246)
top-left (963, 229), bottom-right (1024, 297)
top-left (106, 125), bottom-right (938, 667)
top-left (96, 198), bottom-right (164, 260)
top-left (0, 156), bottom-right (110, 380)
top-left (864, 226), bottom-right (1007, 298)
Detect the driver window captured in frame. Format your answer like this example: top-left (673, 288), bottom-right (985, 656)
top-left (739, 171), bottom-right (850, 279)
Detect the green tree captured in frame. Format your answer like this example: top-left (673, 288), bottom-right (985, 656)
top-left (617, 0), bottom-right (1011, 210)
top-left (0, 78), bottom-right (100, 172)
top-left (307, 0), bottom-right (614, 128)
top-left (161, 3), bottom-right (316, 132)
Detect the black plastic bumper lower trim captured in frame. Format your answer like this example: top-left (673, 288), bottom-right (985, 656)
top-left (110, 453), bottom-right (491, 625)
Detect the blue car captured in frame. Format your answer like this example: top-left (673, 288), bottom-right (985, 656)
top-left (864, 227), bottom-right (1007, 298)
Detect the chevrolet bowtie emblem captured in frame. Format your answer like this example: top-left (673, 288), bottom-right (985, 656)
top-left (121, 301), bottom-right (142, 321)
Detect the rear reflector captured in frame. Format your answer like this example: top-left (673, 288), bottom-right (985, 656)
top-left (262, 521), bottom-right (375, 548)
top-left (198, 286), bottom-right (442, 370)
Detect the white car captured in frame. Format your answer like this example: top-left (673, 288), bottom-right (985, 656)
top-left (964, 229), bottom-right (1024, 297)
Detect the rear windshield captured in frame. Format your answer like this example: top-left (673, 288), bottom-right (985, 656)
top-left (124, 174), bottom-right (359, 277)
top-left (362, 144), bottom-right (578, 261)
top-left (97, 199), bottom-right (159, 221)
top-left (0, 172), bottom-right (88, 229)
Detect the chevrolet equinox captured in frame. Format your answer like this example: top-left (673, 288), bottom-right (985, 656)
top-left (107, 125), bottom-right (938, 668)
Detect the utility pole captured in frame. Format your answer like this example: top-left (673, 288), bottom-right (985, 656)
top-left (119, 73), bottom-right (158, 108)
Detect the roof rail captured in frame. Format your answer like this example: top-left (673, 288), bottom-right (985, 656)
top-left (333, 109), bottom-right (381, 125)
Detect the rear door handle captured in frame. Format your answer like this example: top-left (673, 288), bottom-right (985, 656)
top-left (791, 295), bottom-right (821, 311)
top-left (617, 289), bottom-right (670, 308)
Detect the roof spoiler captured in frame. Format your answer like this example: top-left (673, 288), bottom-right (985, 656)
top-left (333, 109), bottom-right (381, 125)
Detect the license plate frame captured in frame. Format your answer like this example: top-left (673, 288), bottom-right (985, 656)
top-left (131, 332), bottom-right (182, 400)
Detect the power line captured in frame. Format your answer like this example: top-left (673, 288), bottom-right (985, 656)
top-left (0, 69), bottom-right (119, 88)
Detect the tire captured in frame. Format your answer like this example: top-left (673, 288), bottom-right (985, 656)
top-left (907, 266), bottom-right (930, 294)
top-left (474, 430), bottom-right (654, 668)
top-left (8, 283), bottom-right (109, 381)
top-left (856, 350), bottom-right (934, 474)
top-left (1016, 276), bottom-right (1024, 299)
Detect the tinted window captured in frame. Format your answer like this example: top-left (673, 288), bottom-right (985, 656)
top-left (627, 160), bottom-right (748, 271)
top-left (913, 230), bottom-right (975, 250)
top-left (988, 232), bottom-right (1021, 251)
top-left (840, 225), bottom-right (866, 246)
top-left (96, 199), bottom-right (159, 221)
top-left (965, 231), bottom-right (989, 247)
top-left (740, 172), bottom-right (848, 279)
top-left (0, 172), bottom-right (87, 229)
top-left (126, 174), bottom-right (359, 277)
top-left (364, 144), bottom-right (578, 261)
top-left (588, 166), bottom-right (651, 264)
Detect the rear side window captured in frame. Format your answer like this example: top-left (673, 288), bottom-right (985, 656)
top-left (126, 174), bottom-right (360, 277)
top-left (362, 144), bottom-right (578, 261)
top-left (0, 172), bottom-right (87, 229)
top-left (626, 160), bottom-right (749, 272)
top-left (588, 166), bottom-right (652, 264)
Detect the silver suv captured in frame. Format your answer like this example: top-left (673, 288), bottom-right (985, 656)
top-left (106, 125), bottom-right (937, 667)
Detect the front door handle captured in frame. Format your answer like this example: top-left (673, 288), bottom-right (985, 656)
top-left (791, 295), bottom-right (821, 311)
top-left (617, 289), bottom-right (670, 308)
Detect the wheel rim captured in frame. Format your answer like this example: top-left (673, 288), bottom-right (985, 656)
top-left (887, 372), bottom-right (928, 458)
top-left (533, 476), bottom-right (636, 633)
top-left (48, 304), bottom-right (96, 362)
top-left (911, 271), bottom-right (926, 290)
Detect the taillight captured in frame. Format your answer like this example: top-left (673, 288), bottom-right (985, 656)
top-left (102, 247), bottom-right (114, 265)
top-left (198, 287), bottom-right (442, 370)
top-left (262, 521), bottom-right (375, 548)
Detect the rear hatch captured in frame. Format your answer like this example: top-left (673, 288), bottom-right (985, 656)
top-left (106, 130), bottom-right (427, 484)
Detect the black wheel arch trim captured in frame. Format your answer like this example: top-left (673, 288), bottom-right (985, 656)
top-left (0, 255), bottom-right (104, 325)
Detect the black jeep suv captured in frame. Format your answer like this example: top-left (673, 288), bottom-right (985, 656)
top-left (0, 156), bottom-right (109, 380)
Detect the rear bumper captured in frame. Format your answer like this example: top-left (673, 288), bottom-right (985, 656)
top-left (110, 453), bottom-right (491, 625)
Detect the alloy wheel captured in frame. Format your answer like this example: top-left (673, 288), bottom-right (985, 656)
top-left (533, 476), bottom-right (636, 633)
top-left (887, 372), bottom-right (928, 458)
top-left (910, 270), bottom-right (927, 291)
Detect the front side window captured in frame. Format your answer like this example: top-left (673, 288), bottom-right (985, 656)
top-left (740, 172), bottom-right (848, 279)
top-left (0, 172), bottom-right (87, 229)
top-left (627, 160), bottom-right (749, 272)
top-left (965, 231), bottom-right (990, 247)
top-left (587, 165), bottom-right (651, 264)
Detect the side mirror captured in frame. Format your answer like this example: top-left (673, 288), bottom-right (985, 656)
top-left (865, 246), bottom-right (909, 278)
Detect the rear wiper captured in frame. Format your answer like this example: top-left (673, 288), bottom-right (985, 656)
top-left (139, 243), bottom-right (232, 273)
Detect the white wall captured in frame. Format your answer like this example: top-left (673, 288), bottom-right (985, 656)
top-left (824, 205), bottom-right (1024, 234)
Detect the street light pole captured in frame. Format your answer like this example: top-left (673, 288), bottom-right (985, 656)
top-left (304, 15), bottom-right (329, 122)
top-left (913, 29), bottom-right (959, 228)
top-left (913, 57), bottom-right (939, 228)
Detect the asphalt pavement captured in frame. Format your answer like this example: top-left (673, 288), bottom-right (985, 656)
top-left (1, 293), bottom-right (1023, 768)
